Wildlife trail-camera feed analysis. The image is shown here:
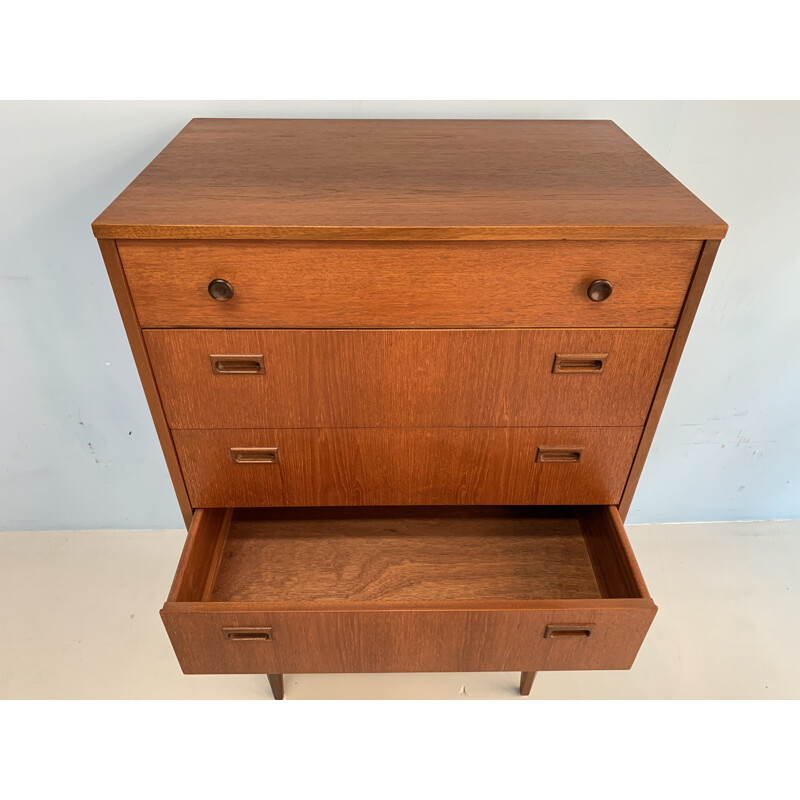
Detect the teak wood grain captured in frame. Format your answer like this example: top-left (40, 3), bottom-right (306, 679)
top-left (144, 328), bottom-right (673, 429)
top-left (121, 240), bottom-right (700, 329)
top-left (92, 119), bottom-right (727, 241)
top-left (520, 671), bottom-right (537, 696)
top-left (267, 673), bottom-right (284, 700)
top-left (618, 239), bottom-right (722, 518)
top-left (96, 239), bottom-right (193, 525)
top-left (172, 426), bottom-right (642, 507)
top-left (161, 603), bottom-right (657, 674)
top-left (167, 508), bottom-right (231, 602)
top-left (581, 506), bottom-right (650, 598)
top-left (91, 119), bottom-right (726, 693)
top-left (172, 506), bottom-right (651, 607)
top-left (209, 510), bottom-right (601, 603)
top-left (160, 505), bottom-right (657, 674)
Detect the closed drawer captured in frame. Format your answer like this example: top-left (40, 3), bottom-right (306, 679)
top-left (161, 506), bottom-right (657, 674)
top-left (120, 240), bottom-right (701, 328)
top-left (172, 426), bottom-right (642, 507)
top-left (145, 328), bottom-right (672, 429)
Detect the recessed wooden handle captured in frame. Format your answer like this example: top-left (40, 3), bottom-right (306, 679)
top-left (552, 353), bottom-right (608, 374)
top-left (210, 354), bottom-right (265, 375)
top-left (223, 627), bottom-right (274, 641)
top-left (535, 447), bottom-right (584, 463)
top-left (230, 447), bottom-right (280, 464)
top-left (545, 624), bottom-right (595, 639)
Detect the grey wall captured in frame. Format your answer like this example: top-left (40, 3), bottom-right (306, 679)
top-left (1, 101), bottom-right (798, 529)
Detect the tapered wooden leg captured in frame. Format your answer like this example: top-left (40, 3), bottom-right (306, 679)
top-left (267, 673), bottom-right (285, 700)
top-left (519, 671), bottom-right (537, 696)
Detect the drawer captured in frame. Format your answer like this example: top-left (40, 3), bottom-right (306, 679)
top-left (160, 505), bottom-right (657, 674)
top-left (172, 426), bottom-right (642, 507)
top-left (145, 328), bottom-right (672, 429)
top-left (120, 240), bottom-right (701, 328)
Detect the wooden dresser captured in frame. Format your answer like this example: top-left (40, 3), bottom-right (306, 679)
top-left (93, 119), bottom-right (726, 699)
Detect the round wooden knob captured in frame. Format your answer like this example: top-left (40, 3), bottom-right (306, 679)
top-left (587, 279), bottom-right (613, 302)
top-left (208, 279), bottom-right (234, 302)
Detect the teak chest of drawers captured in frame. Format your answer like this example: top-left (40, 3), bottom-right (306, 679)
top-left (93, 119), bottom-right (726, 699)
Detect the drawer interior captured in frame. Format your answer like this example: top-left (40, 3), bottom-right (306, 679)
top-left (168, 505), bottom-right (650, 608)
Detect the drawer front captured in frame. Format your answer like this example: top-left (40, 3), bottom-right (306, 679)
top-left (120, 240), bottom-right (701, 328)
top-left (145, 328), bottom-right (672, 429)
top-left (161, 605), bottom-right (656, 674)
top-left (173, 426), bottom-right (642, 507)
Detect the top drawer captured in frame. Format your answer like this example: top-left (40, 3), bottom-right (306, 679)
top-left (119, 240), bottom-right (701, 329)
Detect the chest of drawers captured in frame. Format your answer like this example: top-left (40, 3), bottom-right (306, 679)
top-left (93, 119), bottom-right (726, 698)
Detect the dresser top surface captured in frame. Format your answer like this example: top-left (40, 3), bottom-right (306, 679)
top-left (93, 118), bottom-right (727, 241)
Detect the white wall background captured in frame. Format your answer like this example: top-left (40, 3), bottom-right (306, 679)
top-left (1, 101), bottom-right (798, 529)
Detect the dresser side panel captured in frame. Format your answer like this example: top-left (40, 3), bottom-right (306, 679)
top-left (98, 238), bottom-right (193, 526)
top-left (618, 239), bottom-right (722, 518)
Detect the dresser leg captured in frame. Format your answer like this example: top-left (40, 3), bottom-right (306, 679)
top-left (519, 671), bottom-right (537, 696)
top-left (267, 673), bottom-right (285, 700)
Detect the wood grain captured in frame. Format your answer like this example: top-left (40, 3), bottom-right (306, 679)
top-left (166, 508), bottom-right (231, 602)
top-left (144, 328), bottom-right (673, 429)
top-left (618, 239), bottom-right (723, 518)
top-left (160, 503), bottom-right (657, 674)
top-left (580, 506), bottom-right (650, 599)
top-left (161, 602), bottom-right (657, 674)
top-left (92, 119), bottom-right (727, 240)
top-left (121, 240), bottom-right (700, 328)
top-left (96, 119), bottom-right (722, 689)
top-left (172, 426), bottom-right (642, 507)
top-left (267, 673), bottom-right (284, 700)
top-left (209, 509), bottom-right (601, 603)
top-left (96, 239), bottom-right (193, 526)
top-left (520, 671), bottom-right (537, 696)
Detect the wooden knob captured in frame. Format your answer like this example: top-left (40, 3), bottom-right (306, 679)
top-left (587, 279), bottom-right (613, 302)
top-left (208, 278), bottom-right (234, 301)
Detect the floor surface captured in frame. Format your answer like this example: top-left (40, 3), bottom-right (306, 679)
top-left (1, 520), bottom-right (798, 699)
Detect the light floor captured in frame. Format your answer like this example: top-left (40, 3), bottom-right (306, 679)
top-left (1, 520), bottom-right (798, 699)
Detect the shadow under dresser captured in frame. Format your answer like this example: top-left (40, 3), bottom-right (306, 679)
top-left (93, 119), bottom-right (727, 698)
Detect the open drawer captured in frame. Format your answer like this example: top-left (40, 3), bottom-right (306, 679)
top-left (161, 505), bottom-right (657, 675)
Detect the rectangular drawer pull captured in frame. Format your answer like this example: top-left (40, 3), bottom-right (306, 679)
top-left (210, 354), bottom-right (265, 374)
top-left (230, 447), bottom-right (280, 464)
top-left (223, 627), bottom-right (274, 641)
top-left (545, 624), bottom-right (596, 639)
top-left (535, 447), bottom-right (584, 463)
top-left (552, 353), bottom-right (608, 373)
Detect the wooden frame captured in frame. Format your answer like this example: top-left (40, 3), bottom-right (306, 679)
top-left (94, 120), bottom-right (727, 697)
top-left (98, 239), bottom-right (193, 526)
top-left (99, 235), bottom-right (724, 528)
top-left (618, 240), bottom-right (722, 518)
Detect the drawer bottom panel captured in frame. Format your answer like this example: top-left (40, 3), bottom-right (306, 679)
top-left (161, 506), bottom-right (657, 674)
top-left (173, 426), bottom-right (643, 507)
